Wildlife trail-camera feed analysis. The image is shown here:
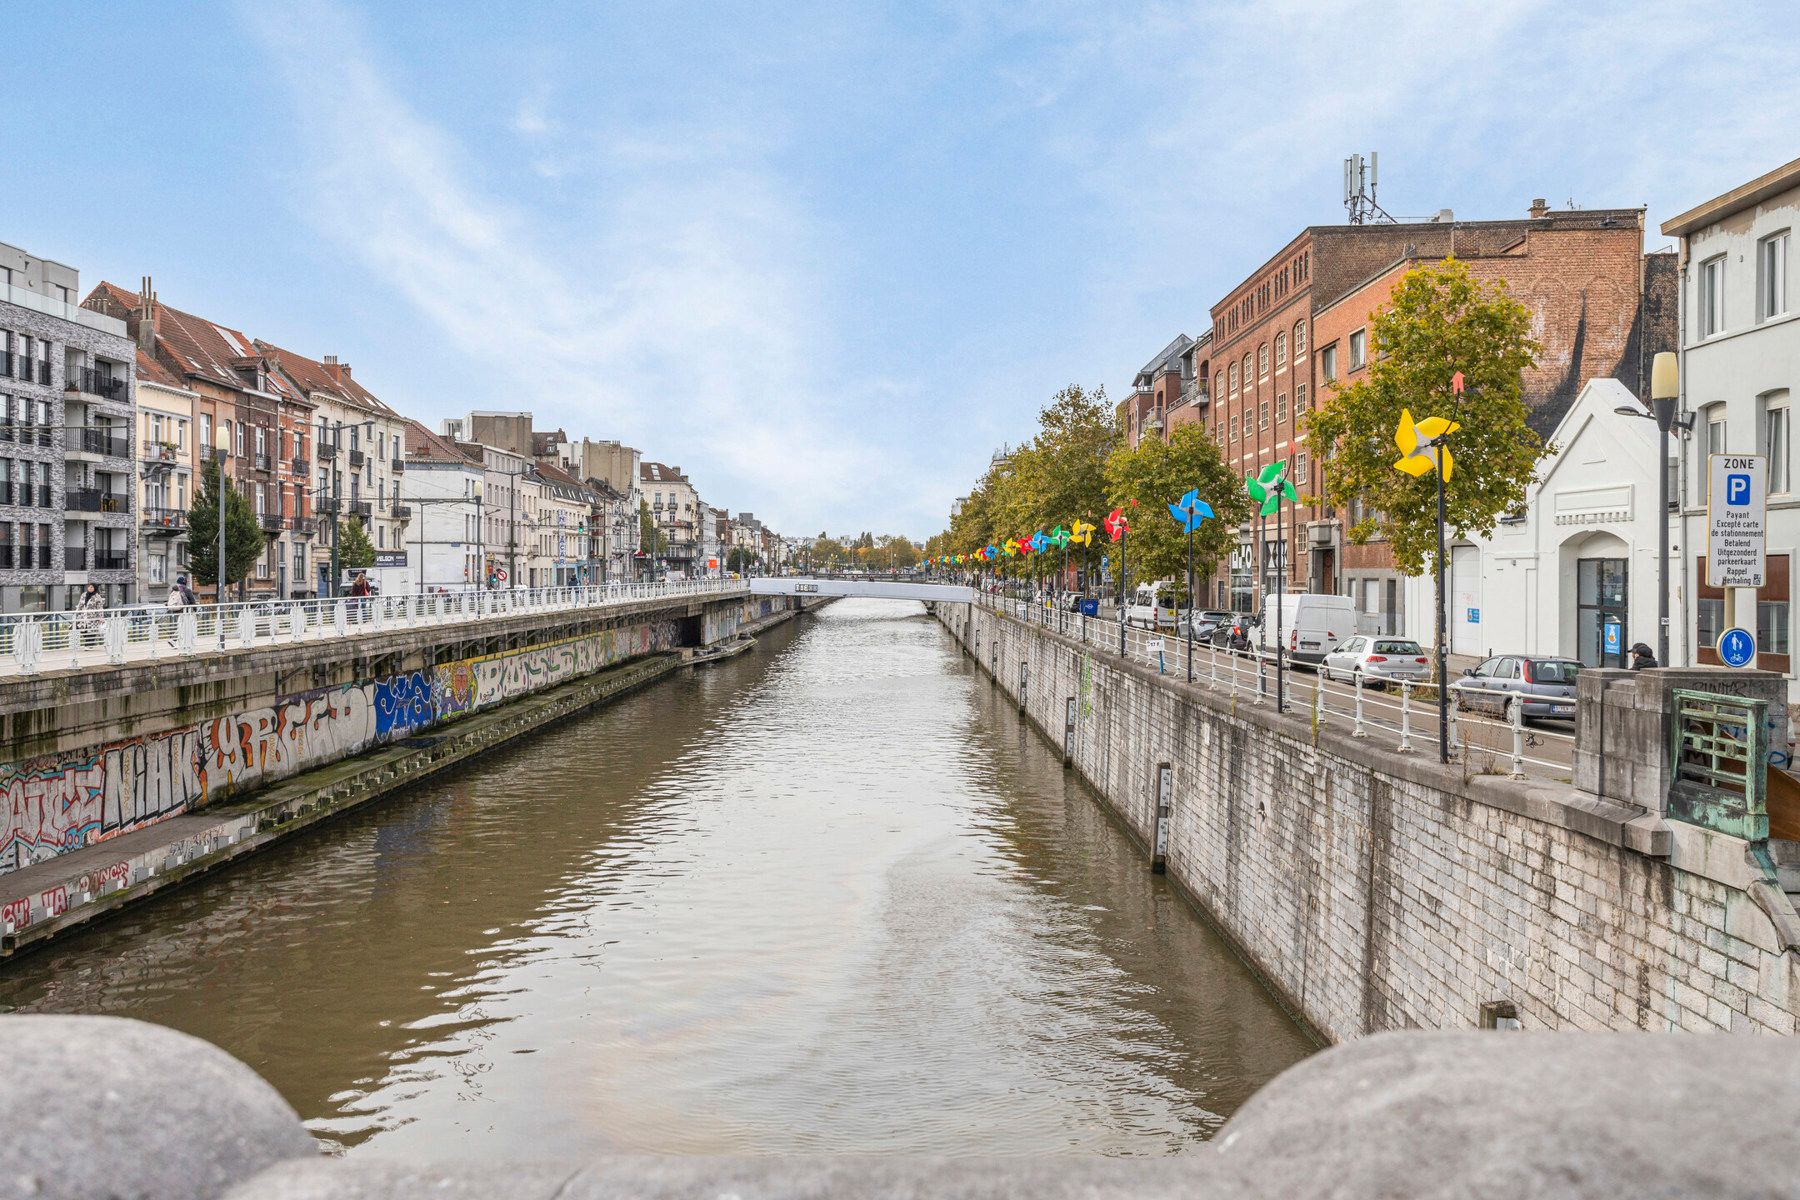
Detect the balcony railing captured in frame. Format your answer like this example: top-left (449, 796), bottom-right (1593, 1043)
top-left (391, 504), bottom-right (412, 520)
top-left (252, 452), bottom-right (272, 472)
top-left (259, 511), bottom-right (284, 533)
top-left (390, 457), bottom-right (405, 474)
top-left (4, 545), bottom-right (52, 569)
top-left (0, 422), bottom-right (55, 447)
top-left (286, 516), bottom-right (316, 536)
top-left (291, 457), bottom-right (309, 474)
top-left (318, 441), bottom-right (338, 460)
top-left (70, 427), bottom-right (130, 458)
top-left (141, 442), bottom-right (179, 465)
top-left (0, 353), bottom-right (10, 378)
top-left (66, 488), bottom-right (131, 514)
top-left (36, 361), bottom-right (50, 385)
top-left (67, 367), bottom-right (125, 401)
top-left (93, 553), bottom-right (129, 572)
top-left (64, 546), bottom-right (86, 570)
top-left (347, 449), bottom-right (366, 468)
top-left (142, 506), bottom-right (188, 532)
top-left (349, 500), bottom-right (372, 519)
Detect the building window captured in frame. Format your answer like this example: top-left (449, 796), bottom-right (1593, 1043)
top-left (1769, 394), bottom-right (1792, 494)
top-left (1241, 354), bottom-right (1252, 389)
top-left (1700, 255), bottom-right (1725, 338)
top-left (200, 413), bottom-right (212, 452)
top-left (235, 422), bottom-right (246, 457)
top-left (1259, 401), bottom-right (1269, 430)
top-left (1230, 414), bottom-right (1239, 441)
top-left (1321, 344), bottom-right (1338, 382)
top-left (1276, 392), bottom-right (1288, 423)
top-left (1258, 344), bottom-right (1270, 379)
top-left (1293, 320), bottom-right (1307, 355)
top-left (1297, 383), bottom-right (1309, 413)
top-left (1349, 329), bottom-right (1367, 370)
top-left (1275, 332), bottom-right (1287, 368)
top-left (1760, 230), bottom-right (1790, 323)
top-left (1294, 452), bottom-right (1309, 484)
top-left (1228, 363), bottom-right (1237, 394)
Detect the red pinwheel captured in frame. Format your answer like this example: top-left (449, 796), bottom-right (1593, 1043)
top-left (1104, 506), bottom-right (1130, 542)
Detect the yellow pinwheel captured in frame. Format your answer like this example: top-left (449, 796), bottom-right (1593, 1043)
top-left (1069, 519), bottom-right (1096, 547)
top-left (1394, 408), bottom-right (1460, 480)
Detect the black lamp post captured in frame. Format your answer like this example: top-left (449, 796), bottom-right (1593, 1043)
top-left (1615, 352), bottom-right (1691, 667)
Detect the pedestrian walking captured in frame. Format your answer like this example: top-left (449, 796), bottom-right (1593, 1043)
top-left (349, 571), bottom-right (372, 621)
top-left (74, 583), bottom-right (105, 647)
top-left (1628, 642), bottom-right (1659, 671)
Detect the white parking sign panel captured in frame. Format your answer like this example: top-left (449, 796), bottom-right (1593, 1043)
top-left (1707, 454), bottom-right (1766, 588)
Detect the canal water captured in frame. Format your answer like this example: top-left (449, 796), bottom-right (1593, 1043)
top-left (0, 600), bottom-right (1311, 1158)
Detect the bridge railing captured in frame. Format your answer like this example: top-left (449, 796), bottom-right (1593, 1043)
top-left (973, 592), bottom-right (1579, 781)
top-left (0, 579), bottom-right (743, 677)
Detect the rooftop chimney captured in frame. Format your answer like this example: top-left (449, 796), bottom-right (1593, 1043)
top-left (1529, 198), bottom-right (1550, 219)
top-left (136, 277), bottom-right (159, 352)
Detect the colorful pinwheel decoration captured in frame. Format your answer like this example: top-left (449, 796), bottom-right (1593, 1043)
top-left (1244, 460), bottom-right (1298, 516)
top-left (1003, 539), bottom-right (1020, 558)
top-left (1048, 525), bottom-right (1070, 549)
top-left (1394, 408), bottom-right (1460, 481)
top-left (1103, 507), bottom-right (1130, 542)
top-left (1167, 488), bottom-right (1213, 533)
top-left (1069, 519), bottom-right (1095, 547)
top-left (984, 543), bottom-right (998, 560)
top-left (1029, 531), bottom-right (1049, 554)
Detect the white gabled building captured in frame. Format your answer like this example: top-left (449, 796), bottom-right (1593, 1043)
top-left (1402, 377), bottom-right (1676, 668)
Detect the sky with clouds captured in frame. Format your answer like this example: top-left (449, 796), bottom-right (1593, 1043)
top-left (8, 1), bottom-right (1798, 537)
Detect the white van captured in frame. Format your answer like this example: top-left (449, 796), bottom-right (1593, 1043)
top-left (1125, 583), bottom-right (1177, 630)
top-left (1260, 592), bottom-right (1358, 666)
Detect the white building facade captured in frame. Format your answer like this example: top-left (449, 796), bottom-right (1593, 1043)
top-left (1663, 156), bottom-right (1800, 688)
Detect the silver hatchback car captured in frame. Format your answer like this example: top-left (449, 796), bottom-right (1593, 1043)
top-left (1319, 636), bottom-right (1431, 687)
top-left (1450, 655), bottom-right (1581, 720)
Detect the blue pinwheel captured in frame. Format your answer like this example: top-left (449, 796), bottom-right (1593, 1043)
top-left (1029, 530), bottom-right (1049, 554)
top-left (1167, 488), bottom-right (1213, 533)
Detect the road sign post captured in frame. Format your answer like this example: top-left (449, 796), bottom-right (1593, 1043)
top-left (1708, 454), bottom-right (1767, 668)
top-left (1718, 627), bottom-right (1757, 669)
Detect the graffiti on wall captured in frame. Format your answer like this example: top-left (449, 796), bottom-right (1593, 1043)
top-left (0, 618), bottom-right (682, 874)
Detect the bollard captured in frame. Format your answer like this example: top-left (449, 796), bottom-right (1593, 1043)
top-left (1151, 762), bottom-right (1173, 873)
top-left (1509, 695), bottom-right (1526, 778)
top-left (1313, 673), bottom-right (1324, 730)
top-left (1063, 696), bottom-right (1076, 767)
top-left (1398, 680), bottom-right (1416, 754)
top-left (1019, 660), bottom-right (1028, 714)
top-left (1352, 672), bottom-right (1367, 737)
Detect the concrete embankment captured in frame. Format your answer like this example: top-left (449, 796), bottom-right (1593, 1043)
top-left (0, 595), bottom-right (820, 956)
top-left (941, 600), bottom-right (1800, 1040)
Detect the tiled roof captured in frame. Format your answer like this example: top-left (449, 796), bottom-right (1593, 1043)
top-left (133, 349), bottom-right (185, 392)
top-left (640, 461), bottom-right (688, 483)
top-left (403, 419), bottom-right (479, 466)
top-left (89, 281), bottom-right (264, 392)
top-left (253, 339), bottom-right (400, 420)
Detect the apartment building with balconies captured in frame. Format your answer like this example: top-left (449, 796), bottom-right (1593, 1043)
top-left (256, 343), bottom-right (407, 596)
top-left (1, 241), bottom-right (137, 611)
top-left (133, 351), bottom-right (194, 600)
top-left (640, 461), bottom-right (698, 578)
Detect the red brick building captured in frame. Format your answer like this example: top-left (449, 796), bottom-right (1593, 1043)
top-left (1189, 202), bottom-right (1673, 625)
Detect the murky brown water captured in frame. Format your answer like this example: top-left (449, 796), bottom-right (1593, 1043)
top-left (0, 599), bottom-right (1312, 1158)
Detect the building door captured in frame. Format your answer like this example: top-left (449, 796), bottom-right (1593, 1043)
top-left (1576, 558), bottom-right (1629, 667)
top-left (1451, 545), bottom-right (1483, 655)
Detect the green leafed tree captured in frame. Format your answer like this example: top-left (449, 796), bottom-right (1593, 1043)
top-left (187, 459), bottom-right (267, 596)
top-left (1301, 257), bottom-right (1543, 576)
top-left (1103, 424), bottom-right (1249, 603)
top-left (336, 516), bottom-right (377, 572)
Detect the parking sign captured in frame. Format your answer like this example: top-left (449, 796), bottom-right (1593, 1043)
top-left (1707, 454), bottom-right (1766, 587)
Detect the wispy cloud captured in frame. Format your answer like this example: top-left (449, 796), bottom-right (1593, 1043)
top-left (242, 0), bottom-right (929, 536)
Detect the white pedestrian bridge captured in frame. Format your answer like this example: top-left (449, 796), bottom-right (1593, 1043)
top-left (749, 577), bottom-right (975, 603)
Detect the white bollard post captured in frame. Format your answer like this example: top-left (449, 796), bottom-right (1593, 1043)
top-left (1352, 672), bottom-right (1367, 737)
top-left (1509, 695), bottom-right (1526, 778)
top-left (1398, 680), bottom-right (1415, 753)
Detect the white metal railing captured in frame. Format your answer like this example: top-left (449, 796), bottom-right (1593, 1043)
top-left (0, 580), bottom-right (744, 677)
top-left (973, 592), bottom-right (1578, 781)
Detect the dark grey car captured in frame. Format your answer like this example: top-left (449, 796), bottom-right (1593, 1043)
top-left (1450, 655), bottom-right (1581, 720)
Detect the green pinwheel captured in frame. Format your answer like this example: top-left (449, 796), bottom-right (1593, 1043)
top-left (1047, 525), bottom-right (1071, 549)
top-left (1244, 459), bottom-right (1298, 516)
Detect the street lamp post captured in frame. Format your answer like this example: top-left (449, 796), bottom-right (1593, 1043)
top-left (1613, 353), bottom-right (1692, 666)
top-left (213, 427), bottom-right (230, 626)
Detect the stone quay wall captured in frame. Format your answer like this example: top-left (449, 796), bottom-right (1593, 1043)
top-left (941, 601), bottom-right (1800, 1042)
top-left (0, 591), bottom-right (794, 882)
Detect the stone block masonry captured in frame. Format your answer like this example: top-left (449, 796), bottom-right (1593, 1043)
top-left (942, 602), bottom-right (1800, 1041)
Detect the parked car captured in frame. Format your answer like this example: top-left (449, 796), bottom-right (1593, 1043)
top-left (1260, 593), bottom-right (1359, 667)
top-left (1125, 584), bottom-right (1176, 630)
top-left (1176, 608), bottom-right (1234, 640)
top-left (1213, 612), bottom-right (1260, 653)
top-left (1320, 636), bottom-right (1431, 688)
top-left (1450, 655), bottom-right (1582, 720)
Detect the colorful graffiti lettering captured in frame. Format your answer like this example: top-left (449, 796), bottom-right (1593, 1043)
top-left (0, 615), bottom-right (696, 876)
top-left (1, 897), bottom-right (28, 930)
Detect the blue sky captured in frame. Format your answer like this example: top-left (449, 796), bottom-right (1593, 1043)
top-left (8, 1), bottom-right (1798, 537)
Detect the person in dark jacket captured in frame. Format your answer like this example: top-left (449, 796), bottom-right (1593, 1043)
top-left (1628, 642), bottom-right (1659, 670)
